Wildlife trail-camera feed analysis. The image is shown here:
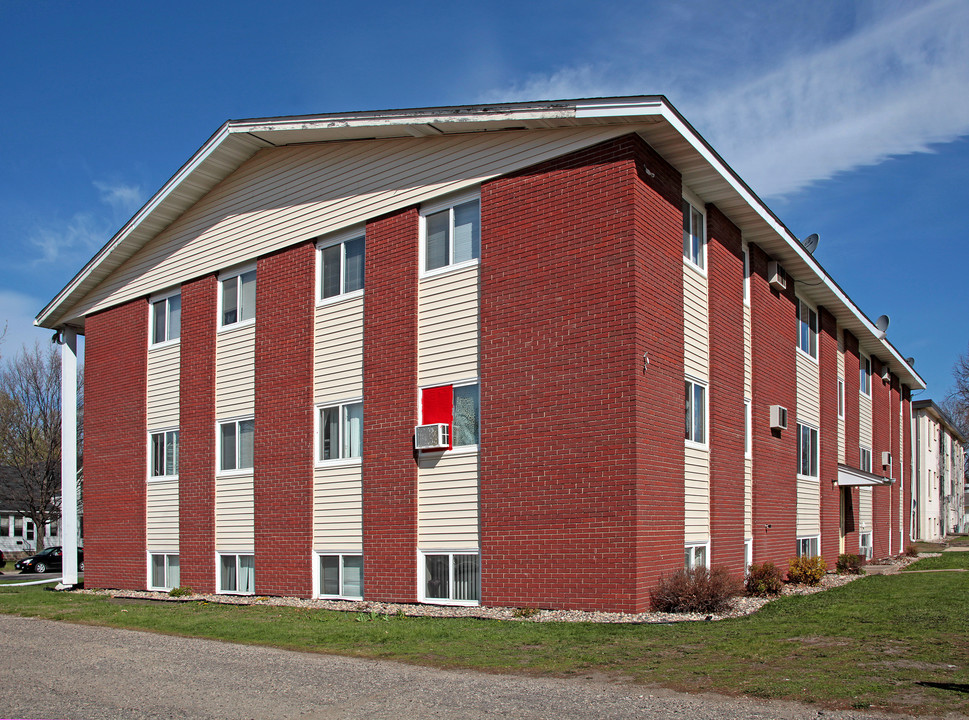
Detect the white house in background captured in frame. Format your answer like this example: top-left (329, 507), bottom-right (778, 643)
top-left (912, 400), bottom-right (966, 540)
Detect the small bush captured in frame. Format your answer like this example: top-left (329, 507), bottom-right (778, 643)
top-left (650, 567), bottom-right (742, 614)
top-left (787, 555), bottom-right (827, 585)
top-left (905, 544), bottom-right (920, 557)
top-left (168, 586), bottom-right (193, 598)
top-left (836, 553), bottom-right (865, 575)
top-left (745, 562), bottom-right (784, 596)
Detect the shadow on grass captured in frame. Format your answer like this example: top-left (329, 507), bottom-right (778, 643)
top-left (916, 682), bottom-right (969, 694)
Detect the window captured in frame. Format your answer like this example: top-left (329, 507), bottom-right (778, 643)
top-left (319, 554), bottom-right (363, 599)
top-left (421, 383), bottom-right (479, 449)
top-left (25, 519), bottom-right (34, 541)
top-left (150, 553), bottom-right (180, 590)
top-left (742, 247), bottom-right (750, 303)
top-left (422, 197), bottom-right (480, 273)
top-left (684, 379), bottom-right (707, 445)
top-left (860, 446), bottom-right (872, 473)
top-left (797, 423), bottom-right (819, 478)
top-left (744, 539), bottom-right (753, 572)
top-left (796, 536), bottom-right (820, 558)
top-left (422, 552), bottom-right (479, 603)
top-left (150, 292), bottom-right (181, 345)
top-left (219, 553), bottom-right (254, 594)
top-left (0, 516), bottom-right (7, 536)
top-left (744, 399), bottom-right (752, 458)
top-left (220, 269), bottom-right (256, 328)
top-left (149, 430), bottom-right (179, 479)
top-left (319, 233), bottom-right (364, 301)
top-left (317, 402), bottom-right (363, 462)
top-left (797, 300), bottom-right (818, 358)
top-left (219, 419), bottom-right (254, 473)
top-left (837, 378), bottom-right (845, 419)
top-left (682, 199), bottom-right (705, 269)
top-left (684, 544), bottom-right (708, 570)
top-left (859, 532), bottom-right (872, 560)
top-left (860, 355), bottom-right (871, 396)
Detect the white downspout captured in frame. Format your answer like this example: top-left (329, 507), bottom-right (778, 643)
top-left (58, 327), bottom-right (79, 588)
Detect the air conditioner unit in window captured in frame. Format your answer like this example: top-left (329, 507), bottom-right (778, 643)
top-left (882, 451), bottom-right (892, 468)
top-left (767, 260), bottom-right (787, 291)
top-left (414, 423), bottom-right (449, 450)
top-left (769, 405), bottom-right (788, 431)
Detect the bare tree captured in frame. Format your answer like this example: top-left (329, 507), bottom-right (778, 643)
top-left (0, 343), bottom-right (63, 551)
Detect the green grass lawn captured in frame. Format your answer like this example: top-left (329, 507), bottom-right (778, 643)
top-left (902, 552), bottom-right (969, 571)
top-left (1, 571), bottom-right (967, 715)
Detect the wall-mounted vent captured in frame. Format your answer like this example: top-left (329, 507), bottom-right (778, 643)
top-left (767, 260), bottom-right (787, 291)
top-left (880, 364), bottom-right (890, 381)
top-left (414, 423), bottom-right (449, 450)
top-left (882, 451), bottom-right (892, 468)
top-left (770, 405), bottom-right (788, 430)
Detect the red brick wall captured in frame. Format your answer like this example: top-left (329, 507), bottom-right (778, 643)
top-left (890, 374), bottom-right (903, 554)
top-left (818, 307), bottom-right (841, 566)
top-left (254, 242), bottom-right (315, 597)
top-left (84, 299), bottom-right (147, 589)
top-left (706, 205), bottom-right (746, 574)
top-left (842, 331), bottom-right (861, 553)
top-left (870, 356), bottom-right (892, 558)
top-left (179, 275), bottom-right (217, 593)
top-left (362, 208), bottom-right (420, 602)
top-left (749, 243), bottom-right (797, 565)
top-left (480, 134), bottom-right (684, 612)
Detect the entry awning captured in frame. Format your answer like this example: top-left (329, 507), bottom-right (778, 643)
top-left (835, 464), bottom-right (895, 487)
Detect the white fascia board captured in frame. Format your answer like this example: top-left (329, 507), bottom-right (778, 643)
top-left (655, 103), bottom-right (924, 390)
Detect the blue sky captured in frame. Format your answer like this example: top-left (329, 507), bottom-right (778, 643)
top-left (1, 0), bottom-right (967, 399)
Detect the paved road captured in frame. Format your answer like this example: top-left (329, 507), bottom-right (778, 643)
top-left (0, 614), bottom-right (909, 720)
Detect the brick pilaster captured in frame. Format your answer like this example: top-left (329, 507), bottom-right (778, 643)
top-left (818, 307), bottom-right (840, 566)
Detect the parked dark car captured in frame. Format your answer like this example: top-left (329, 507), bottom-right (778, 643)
top-left (15, 546), bottom-right (84, 574)
top-left (0, 550), bottom-right (5, 569)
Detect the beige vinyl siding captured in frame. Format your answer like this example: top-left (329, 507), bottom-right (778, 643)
top-left (146, 343), bottom-right (180, 428)
top-left (859, 487), bottom-right (873, 532)
top-left (796, 477), bottom-right (821, 537)
top-left (683, 264), bottom-right (709, 381)
top-left (744, 457), bottom-right (753, 539)
top-left (743, 302), bottom-right (752, 399)
top-left (68, 127), bottom-right (637, 319)
top-left (146, 480), bottom-right (179, 553)
top-left (313, 465), bottom-right (363, 552)
top-left (215, 473), bottom-right (254, 552)
top-left (215, 324), bottom-right (255, 418)
top-left (314, 296), bottom-right (364, 403)
top-left (837, 340), bottom-right (846, 464)
top-left (418, 265), bottom-right (479, 386)
top-left (795, 351), bottom-right (821, 427)
top-left (859, 393), bottom-right (873, 450)
top-left (417, 452), bottom-right (479, 549)
top-left (684, 446), bottom-right (710, 543)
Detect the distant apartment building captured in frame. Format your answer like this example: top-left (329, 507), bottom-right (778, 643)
top-left (912, 400), bottom-right (966, 540)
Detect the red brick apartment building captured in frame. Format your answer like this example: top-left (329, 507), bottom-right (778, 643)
top-left (37, 97), bottom-right (922, 612)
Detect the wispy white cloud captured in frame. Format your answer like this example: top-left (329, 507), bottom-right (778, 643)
top-left (26, 180), bottom-right (144, 267)
top-left (479, 0), bottom-right (969, 198)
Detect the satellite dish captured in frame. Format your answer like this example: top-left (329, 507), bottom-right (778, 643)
top-left (875, 314), bottom-right (890, 339)
top-left (801, 233), bottom-right (820, 254)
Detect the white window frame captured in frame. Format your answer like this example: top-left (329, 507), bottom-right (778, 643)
top-left (744, 538), bottom-right (753, 572)
top-left (419, 190), bottom-right (480, 278)
top-left (684, 377), bottom-right (708, 449)
top-left (217, 552), bottom-right (255, 595)
top-left (217, 417), bottom-right (255, 476)
top-left (742, 244), bottom-right (750, 305)
top-left (684, 542), bottom-right (709, 570)
top-left (148, 289), bottom-right (181, 348)
top-left (837, 378), bottom-right (845, 419)
top-left (148, 428), bottom-right (180, 481)
top-left (418, 380), bottom-right (480, 454)
top-left (314, 552), bottom-right (364, 600)
top-left (418, 550), bottom-right (480, 606)
top-left (316, 226), bottom-right (365, 305)
top-left (314, 399), bottom-right (363, 466)
top-left (796, 422), bottom-right (819, 479)
top-left (744, 399), bottom-right (752, 458)
top-left (218, 264), bottom-right (257, 331)
top-left (797, 298), bottom-right (819, 360)
top-left (682, 193), bottom-right (706, 272)
top-left (860, 355), bottom-right (872, 396)
top-left (796, 536), bottom-right (820, 558)
top-left (148, 553), bottom-right (180, 591)
top-left (859, 531), bottom-right (873, 560)
top-left (860, 446), bottom-right (872, 473)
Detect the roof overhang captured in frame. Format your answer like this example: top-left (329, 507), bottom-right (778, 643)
top-left (33, 95), bottom-right (925, 390)
top-left (835, 464), bottom-right (895, 487)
